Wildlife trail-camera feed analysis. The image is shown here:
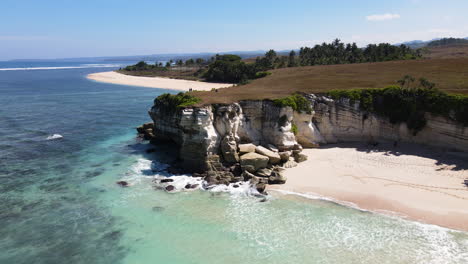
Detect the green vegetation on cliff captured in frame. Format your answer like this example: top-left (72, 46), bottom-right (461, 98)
top-left (328, 78), bottom-right (468, 134)
top-left (273, 94), bottom-right (312, 114)
top-left (153, 93), bottom-right (201, 112)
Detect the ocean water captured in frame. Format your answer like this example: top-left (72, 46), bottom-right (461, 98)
top-left (0, 61), bottom-right (467, 264)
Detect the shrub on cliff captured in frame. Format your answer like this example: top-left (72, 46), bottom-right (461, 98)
top-left (273, 94), bottom-right (312, 114)
top-left (153, 93), bottom-right (200, 112)
top-left (328, 80), bottom-right (468, 134)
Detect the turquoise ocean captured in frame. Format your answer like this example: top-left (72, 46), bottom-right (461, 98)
top-left (0, 61), bottom-right (467, 264)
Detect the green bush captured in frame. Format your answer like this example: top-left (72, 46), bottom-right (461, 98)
top-left (291, 123), bottom-right (298, 135)
top-left (273, 94), bottom-right (312, 114)
top-left (328, 85), bottom-right (468, 134)
top-left (255, 71), bottom-right (271, 79)
top-left (153, 92), bottom-right (200, 112)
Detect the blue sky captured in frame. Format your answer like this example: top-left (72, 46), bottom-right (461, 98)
top-left (1, 0), bottom-right (468, 60)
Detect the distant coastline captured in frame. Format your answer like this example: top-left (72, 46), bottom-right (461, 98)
top-left (87, 71), bottom-right (232, 91)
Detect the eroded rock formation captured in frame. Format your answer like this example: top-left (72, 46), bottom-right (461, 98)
top-left (142, 94), bottom-right (468, 193)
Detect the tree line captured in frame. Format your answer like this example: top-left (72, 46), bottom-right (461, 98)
top-left (296, 39), bottom-right (420, 66)
top-left (122, 39), bottom-right (422, 83)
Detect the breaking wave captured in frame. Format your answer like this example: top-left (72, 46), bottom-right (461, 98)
top-left (0, 64), bottom-right (121, 71)
top-left (46, 134), bottom-right (63, 140)
top-left (121, 157), bottom-right (262, 196)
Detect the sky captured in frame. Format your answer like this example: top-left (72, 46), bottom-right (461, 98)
top-left (1, 0), bottom-right (468, 60)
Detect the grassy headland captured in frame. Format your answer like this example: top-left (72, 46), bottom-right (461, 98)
top-left (190, 57), bottom-right (468, 105)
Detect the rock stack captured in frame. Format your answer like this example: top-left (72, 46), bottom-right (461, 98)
top-left (136, 122), bottom-right (155, 140)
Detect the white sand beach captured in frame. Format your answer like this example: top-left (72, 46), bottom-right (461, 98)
top-left (269, 143), bottom-right (468, 231)
top-left (87, 71), bottom-right (232, 91)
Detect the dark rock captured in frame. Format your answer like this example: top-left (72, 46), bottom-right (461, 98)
top-left (230, 176), bottom-right (243, 183)
top-left (146, 148), bottom-right (157, 153)
top-left (294, 153), bottom-right (308, 163)
top-left (268, 171), bottom-right (287, 184)
top-left (152, 206), bottom-right (165, 212)
top-left (185, 183), bottom-right (199, 189)
top-left (230, 164), bottom-right (242, 176)
top-left (292, 150), bottom-right (301, 155)
top-left (167, 166), bottom-right (185, 174)
top-left (279, 152), bottom-right (290, 163)
top-left (259, 197), bottom-right (267, 203)
top-left (160, 178), bottom-right (174, 183)
top-left (192, 173), bottom-right (203, 178)
top-left (293, 144), bottom-right (303, 151)
top-left (116, 181), bottom-right (129, 187)
top-left (256, 183), bottom-right (266, 194)
top-left (242, 170), bottom-right (255, 181)
top-left (464, 179), bottom-right (468, 187)
top-left (165, 185), bottom-right (175, 192)
top-left (233, 184), bottom-right (239, 188)
top-left (256, 168), bottom-right (272, 177)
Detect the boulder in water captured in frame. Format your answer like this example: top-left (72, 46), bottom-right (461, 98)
top-left (160, 178), bottom-right (174, 183)
top-left (165, 185), bottom-right (175, 192)
top-left (116, 181), bottom-right (129, 187)
top-left (256, 183), bottom-right (266, 194)
top-left (185, 183), bottom-right (199, 189)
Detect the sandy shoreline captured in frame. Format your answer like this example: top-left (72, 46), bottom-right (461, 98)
top-left (87, 71), bottom-right (232, 91)
top-left (269, 142), bottom-right (468, 231)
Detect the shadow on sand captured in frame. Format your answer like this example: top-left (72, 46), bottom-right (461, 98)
top-left (319, 141), bottom-right (468, 172)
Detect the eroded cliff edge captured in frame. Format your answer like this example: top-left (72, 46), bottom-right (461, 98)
top-left (141, 94), bottom-right (468, 192)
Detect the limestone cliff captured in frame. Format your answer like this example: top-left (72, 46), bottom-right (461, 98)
top-left (312, 96), bottom-right (468, 151)
top-left (144, 94), bottom-right (467, 189)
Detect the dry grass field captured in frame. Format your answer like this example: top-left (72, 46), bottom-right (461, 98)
top-left (424, 44), bottom-right (468, 59)
top-left (192, 55), bottom-right (468, 105)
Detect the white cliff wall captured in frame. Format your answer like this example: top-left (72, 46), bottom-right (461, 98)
top-left (149, 100), bottom-right (315, 171)
top-left (149, 95), bottom-right (467, 172)
top-left (313, 97), bottom-right (468, 151)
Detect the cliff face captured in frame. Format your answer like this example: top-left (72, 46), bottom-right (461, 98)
top-left (313, 96), bottom-right (468, 151)
top-left (148, 94), bottom-right (468, 173)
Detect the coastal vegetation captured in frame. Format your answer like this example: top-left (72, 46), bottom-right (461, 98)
top-left (153, 92), bottom-right (201, 112)
top-left (273, 94), bottom-right (312, 114)
top-left (328, 77), bottom-right (468, 133)
top-left (119, 39), bottom-right (421, 84)
top-left (118, 60), bottom-right (207, 81)
top-left (202, 54), bottom-right (257, 83)
top-left (297, 40), bottom-right (420, 66)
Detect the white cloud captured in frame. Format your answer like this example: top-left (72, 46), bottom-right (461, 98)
top-left (366, 13), bottom-right (401, 21)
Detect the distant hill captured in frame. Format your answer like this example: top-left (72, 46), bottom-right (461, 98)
top-left (427, 38), bottom-right (468, 47)
top-left (398, 37), bottom-right (468, 48)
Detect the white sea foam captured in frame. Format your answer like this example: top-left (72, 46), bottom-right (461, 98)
top-left (124, 157), bottom-right (261, 196)
top-left (0, 64), bottom-right (121, 71)
top-left (46, 134), bottom-right (63, 140)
